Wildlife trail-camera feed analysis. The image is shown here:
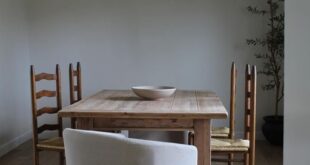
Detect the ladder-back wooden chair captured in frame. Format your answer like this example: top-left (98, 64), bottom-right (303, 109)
top-left (30, 65), bottom-right (65, 165)
top-left (69, 62), bottom-right (82, 128)
top-left (212, 62), bottom-right (236, 138)
top-left (211, 64), bottom-right (257, 165)
top-left (188, 62), bottom-right (237, 142)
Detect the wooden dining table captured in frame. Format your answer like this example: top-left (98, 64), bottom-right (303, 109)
top-left (58, 90), bottom-right (227, 165)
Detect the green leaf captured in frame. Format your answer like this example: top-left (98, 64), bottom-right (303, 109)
top-left (247, 6), bottom-right (267, 15)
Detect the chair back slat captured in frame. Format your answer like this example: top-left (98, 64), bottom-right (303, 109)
top-left (30, 65), bottom-right (39, 145)
top-left (244, 64), bottom-right (251, 140)
top-left (56, 65), bottom-right (63, 137)
top-left (243, 64), bottom-right (257, 165)
top-left (37, 124), bottom-right (61, 134)
top-left (73, 70), bottom-right (79, 76)
top-left (30, 64), bottom-right (63, 142)
top-left (69, 62), bottom-right (82, 128)
top-left (36, 107), bottom-right (59, 116)
top-left (77, 62), bottom-right (82, 101)
top-left (229, 62), bottom-right (237, 139)
top-left (244, 65), bottom-right (257, 139)
top-left (69, 64), bottom-right (74, 103)
top-left (74, 86), bottom-right (79, 92)
top-left (69, 62), bottom-right (82, 104)
top-left (36, 90), bottom-right (57, 99)
top-left (35, 73), bottom-right (56, 81)
top-left (249, 65), bottom-right (257, 165)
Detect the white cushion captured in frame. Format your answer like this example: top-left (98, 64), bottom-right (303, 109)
top-left (64, 128), bottom-right (197, 165)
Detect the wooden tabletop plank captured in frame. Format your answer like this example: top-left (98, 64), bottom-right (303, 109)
top-left (172, 90), bottom-right (197, 112)
top-left (58, 90), bottom-right (227, 119)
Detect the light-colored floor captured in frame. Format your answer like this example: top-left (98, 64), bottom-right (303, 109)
top-left (0, 140), bottom-right (282, 165)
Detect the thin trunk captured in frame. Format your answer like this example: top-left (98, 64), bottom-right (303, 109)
top-left (269, 0), bottom-right (281, 118)
top-left (275, 85), bottom-right (280, 117)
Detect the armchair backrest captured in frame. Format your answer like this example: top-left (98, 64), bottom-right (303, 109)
top-left (64, 128), bottom-right (197, 165)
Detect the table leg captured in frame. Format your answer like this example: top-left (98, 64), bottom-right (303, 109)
top-left (194, 119), bottom-right (211, 165)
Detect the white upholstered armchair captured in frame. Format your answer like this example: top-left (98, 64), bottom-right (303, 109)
top-left (63, 128), bottom-right (197, 165)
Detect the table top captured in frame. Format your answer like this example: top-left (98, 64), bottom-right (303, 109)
top-left (58, 90), bottom-right (227, 119)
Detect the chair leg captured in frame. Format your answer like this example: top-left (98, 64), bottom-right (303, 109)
top-left (228, 153), bottom-right (234, 165)
top-left (59, 152), bottom-right (65, 165)
top-left (249, 151), bottom-right (255, 165)
top-left (71, 118), bottom-right (76, 129)
top-left (33, 149), bottom-right (39, 165)
top-left (244, 153), bottom-right (249, 165)
top-left (188, 131), bottom-right (194, 145)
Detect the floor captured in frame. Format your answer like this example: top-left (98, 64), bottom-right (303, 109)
top-left (0, 140), bottom-right (282, 165)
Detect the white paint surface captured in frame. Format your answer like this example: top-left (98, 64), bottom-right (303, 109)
top-left (0, 0), bottom-right (31, 157)
top-left (284, 0), bottom-right (310, 164)
top-left (28, 0), bottom-right (274, 140)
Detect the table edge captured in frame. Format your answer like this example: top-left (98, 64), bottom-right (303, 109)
top-left (58, 111), bottom-right (228, 119)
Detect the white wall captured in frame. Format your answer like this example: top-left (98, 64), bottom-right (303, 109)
top-left (0, 0), bottom-right (31, 157)
top-left (28, 0), bottom-right (274, 140)
top-left (284, 0), bottom-right (310, 164)
top-left (0, 0), bottom-right (280, 156)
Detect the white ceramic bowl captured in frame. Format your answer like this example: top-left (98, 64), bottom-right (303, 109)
top-left (132, 86), bottom-right (176, 100)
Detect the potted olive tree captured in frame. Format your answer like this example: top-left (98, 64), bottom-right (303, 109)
top-left (246, 0), bottom-right (284, 145)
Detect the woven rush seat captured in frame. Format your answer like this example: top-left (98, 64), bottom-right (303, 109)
top-left (212, 127), bottom-right (230, 137)
top-left (37, 137), bottom-right (64, 151)
top-left (211, 138), bottom-right (249, 152)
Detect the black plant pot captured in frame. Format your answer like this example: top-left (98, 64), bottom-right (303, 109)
top-left (262, 115), bottom-right (283, 145)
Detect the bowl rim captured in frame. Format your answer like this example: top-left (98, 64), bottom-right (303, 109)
top-left (131, 86), bottom-right (176, 91)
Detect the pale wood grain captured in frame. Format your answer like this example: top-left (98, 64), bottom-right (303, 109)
top-left (76, 118), bottom-right (93, 130)
top-left (59, 90), bottom-right (227, 119)
top-left (92, 118), bottom-right (194, 131)
top-left (194, 119), bottom-right (211, 165)
top-left (59, 89), bottom-right (227, 165)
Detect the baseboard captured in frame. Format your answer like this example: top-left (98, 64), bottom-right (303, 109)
top-left (0, 130), bottom-right (32, 157)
